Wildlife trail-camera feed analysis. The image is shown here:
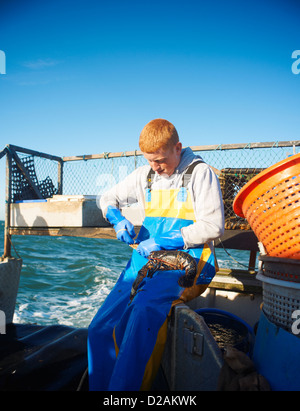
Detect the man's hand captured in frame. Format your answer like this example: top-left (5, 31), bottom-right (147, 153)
top-left (106, 206), bottom-right (136, 245)
top-left (136, 238), bottom-right (161, 257)
top-left (114, 219), bottom-right (136, 244)
top-left (136, 230), bottom-right (184, 258)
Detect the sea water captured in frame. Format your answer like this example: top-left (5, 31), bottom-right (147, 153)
top-left (0, 221), bottom-right (254, 328)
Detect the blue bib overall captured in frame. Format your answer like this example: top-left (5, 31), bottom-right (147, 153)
top-left (88, 163), bottom-right (218, 390)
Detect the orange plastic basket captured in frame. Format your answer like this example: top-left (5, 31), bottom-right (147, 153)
top-left (233, 153), bottom-right (300, 259)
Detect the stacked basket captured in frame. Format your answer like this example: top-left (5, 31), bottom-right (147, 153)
top-left (233, 154), bottom-right (300, 334)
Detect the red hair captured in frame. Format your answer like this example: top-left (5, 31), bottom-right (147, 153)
top-left (139, 119), bottom-right (179, 153)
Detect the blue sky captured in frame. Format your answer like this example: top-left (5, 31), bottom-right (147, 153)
top-left (0, 0), bottom-right (300, 220)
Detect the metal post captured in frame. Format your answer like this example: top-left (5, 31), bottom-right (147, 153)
top-left (57, 159), bottom-right (63, 195)
top-left (3, 151), bottom-right (12, 258)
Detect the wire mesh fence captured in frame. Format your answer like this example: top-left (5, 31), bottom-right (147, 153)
top-left (7, 141), bottom-right (300, 230)
top-left (62, 143), bottom-right (299, 194)
top-left (11, 152), bottom-right (59, 202)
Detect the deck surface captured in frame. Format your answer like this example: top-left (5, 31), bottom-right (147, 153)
top-left (0, 323), bottom-right (88, 391)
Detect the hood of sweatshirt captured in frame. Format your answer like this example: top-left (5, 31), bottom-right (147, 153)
top-left (175, 147), bottom-right (204, 174)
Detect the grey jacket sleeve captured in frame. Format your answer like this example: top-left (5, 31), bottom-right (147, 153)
top-left (99, 167), bottom-right (147, 219)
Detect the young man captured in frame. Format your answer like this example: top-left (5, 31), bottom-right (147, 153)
top-left (88, 119), bottom-right (224, 390)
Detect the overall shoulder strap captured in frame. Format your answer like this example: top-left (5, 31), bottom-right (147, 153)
top-left (146, 168), bottom-right (154, 190)
top-left (182, 160), bottom-right (204, 187)
top-left (146, 160), bottom-right (204, 190)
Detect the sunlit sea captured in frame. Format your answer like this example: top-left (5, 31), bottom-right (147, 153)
top-left (0, 221), bottom-right (253, 328)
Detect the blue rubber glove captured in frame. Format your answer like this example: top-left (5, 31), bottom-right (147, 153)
top-left (136, 230), bottom-right (184, 258)
top-left (136, 238), bottom-right (161, 258)
top-left (106, 206), bottom-right (136, 245)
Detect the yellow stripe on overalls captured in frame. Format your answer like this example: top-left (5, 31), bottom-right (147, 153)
top-left (140, 187), bottom-right (216, 390)
top-left (145, 188), bottom-right (195, 221)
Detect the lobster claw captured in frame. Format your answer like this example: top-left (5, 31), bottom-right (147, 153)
top-left (146, 265), bottom-right (157, 279)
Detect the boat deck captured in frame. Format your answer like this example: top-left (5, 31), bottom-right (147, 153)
top-left (0, 323), bottom-right (88, 391)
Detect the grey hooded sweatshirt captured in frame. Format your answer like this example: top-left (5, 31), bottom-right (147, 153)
top-left (100, 147), bottom-right (224, 249)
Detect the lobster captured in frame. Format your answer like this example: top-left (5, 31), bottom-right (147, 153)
top-left (130, 250), bottom-right (197, 301)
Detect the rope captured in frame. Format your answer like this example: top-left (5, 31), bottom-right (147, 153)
top-left (8, 235), bottom-right (22, 259)
top-left (218, 238), bottom-right (253, 269)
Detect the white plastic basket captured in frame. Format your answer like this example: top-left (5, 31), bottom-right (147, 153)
top-left (256, 271), bottom-right (300, 334)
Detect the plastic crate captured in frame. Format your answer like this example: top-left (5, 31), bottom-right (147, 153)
top-left (256, 270), bottom-right (300, 334)
top-left (233, 154), bottom-right (300, 259)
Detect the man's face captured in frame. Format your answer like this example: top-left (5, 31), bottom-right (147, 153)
top-left (142, 142), bottom-right (182, 176)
